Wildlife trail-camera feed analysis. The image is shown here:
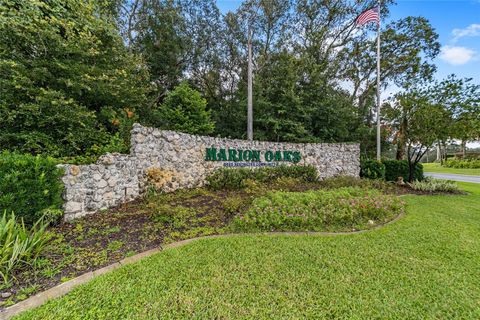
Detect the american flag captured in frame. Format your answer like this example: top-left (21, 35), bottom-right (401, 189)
top-left (356, 7), bottom-right (380, 26)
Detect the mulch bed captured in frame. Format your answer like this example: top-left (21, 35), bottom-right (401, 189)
top-left (1, 189), bottom-right (243, 309)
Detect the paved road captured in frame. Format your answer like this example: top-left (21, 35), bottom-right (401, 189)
top-left (424, 172), bottom-right (480, 184)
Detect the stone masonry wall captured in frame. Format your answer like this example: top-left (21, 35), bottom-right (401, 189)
top-left (61, 123), bottom-right (360, 220)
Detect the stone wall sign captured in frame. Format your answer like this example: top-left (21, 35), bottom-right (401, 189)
top-left (60, 124), bottom-right (360, 220)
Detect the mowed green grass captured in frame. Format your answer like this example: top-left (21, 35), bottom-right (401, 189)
top-left (423, 162), bottom-right (480, 176)
top-left (15, 183), bottom-right (480, 319)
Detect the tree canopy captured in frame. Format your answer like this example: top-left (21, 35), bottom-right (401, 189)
top-left (0, 0), bottom-right (149, 156)
top-left (2, 0), bottom-right (476, 160)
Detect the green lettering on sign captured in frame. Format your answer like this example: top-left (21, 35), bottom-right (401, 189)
top-left (228, 149), bottom-right (238, 161)
top-left (274, 151), bottom-right (282, 161)
top-left (204, 147), bottom-right (302, 163)
top-left (292, 151), bottom-right (301, 163)
top-left (252, 150), bottom-right (261, 162)
top-left (218, 149), bottom-right (227, 161)
top-left (205, 147), bottom-right (217, 161)
top-left (237, 149), bottom-right (243, 161)
top-left (265, 150), bottom-right (274, 162)
top-left (243, 150), bottom-right (252, 161)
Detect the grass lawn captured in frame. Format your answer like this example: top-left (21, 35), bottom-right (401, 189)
top-left (423, 162), bottom-right (480, 176)
top-left (13, 182), bottom-right (480, 319)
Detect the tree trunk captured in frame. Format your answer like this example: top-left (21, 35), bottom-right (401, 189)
top-left (408, 163), bottom-right (414, 183)
top-left (396, 142), bottom-right (405, 160)
top-left (442, 142), bottom-right (447, 163)
top-left (461, 140), bottom-right (466, 158)
top-left (396, 116), bottom-right (407, 160)
top-left (436, 143), bottom-right (441, 162)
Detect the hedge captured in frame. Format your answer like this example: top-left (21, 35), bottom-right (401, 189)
top-left (383, 160), bottom-right (423, 182)
top-left (0, 152), bottom-right (64, 225)
top-left (206, 165), bottom-right (318, 190)
top-left (360, 160), bottom-right (385, 180)
top-left (444, 159), bottom-right (480, 169)
top-left (360, 159), bottom-right (423, 182)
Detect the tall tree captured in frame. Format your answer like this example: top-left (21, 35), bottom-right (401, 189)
top-left (0, 0), bottom-right (149, 156)
top-left (433, 75), bottom-right (480, 156)
top-left (384, 88), bottom-right (451, 181)
top-left (343, 16), bottom-right (440, 122)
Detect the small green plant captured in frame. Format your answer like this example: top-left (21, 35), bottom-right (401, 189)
top-left (0, 212), bottom-right (50, 283)
top-left (39, 208), bottom-right (64, 226)
top-left (107, 240), bottom-right (124, 252)
top-left (408, 178), bottom-right (459, 193)
top-left (151, 205), bottom-right (197, 230)
top-left (243, 179), bottom-right (265, 195)
top-left (16, 284), bottom-right (40, 301)
top-left (125, 250), bottom-right (137, 257)
top-left (104, 226), bottom-right (121, 235)
top-left (222, 196), bottom-right (248, 215)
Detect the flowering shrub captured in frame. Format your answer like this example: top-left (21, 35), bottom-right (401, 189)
top-left (231, 187), bottom-right (404, 232)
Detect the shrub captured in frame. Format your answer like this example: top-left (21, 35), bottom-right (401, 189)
top-left (150, 82), bottom-right (215, 135)
top-left (444, 159), bottom-right (480, 169)
top-left (222, 196), bottom-right (248, 215)
top-left (360, 160), bottom-right (386, 180)
top-left (0, 212), bottom-right (50, 283)
top-left (318, 176), bottom-right (396, 193)
top-left (271, 177), bottom-right (304, 191)
top-left (0, 152), bottom-right (64, 225)
top-left (383, 160), bottom-right (423, 182)
top-left (206, 165), bottom-right (318, 190)
top-left (60, 132), bottom-right (131, 165)
top-left (231, 187), bottom-right (404, 232)
top-left (408, 178), bottom-right (459, 193)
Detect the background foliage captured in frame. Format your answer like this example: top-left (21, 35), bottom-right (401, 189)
top-left (0, 0), bottom-right (149, 157)
top-left (0, 0), bottom-right (450, 159)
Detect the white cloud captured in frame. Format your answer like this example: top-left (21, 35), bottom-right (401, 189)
top-left (452, 24), bottom-right (480, 42)
top-left (439, 46), bottom-right (476, 65)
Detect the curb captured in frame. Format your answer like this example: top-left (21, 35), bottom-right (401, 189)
top-left (0, 213), bottom-right (404, 320)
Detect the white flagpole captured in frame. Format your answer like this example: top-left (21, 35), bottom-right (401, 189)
top-left (247, 24), bottom-right (253, 141)
top-left (376, 1), bottom-right (381, 161)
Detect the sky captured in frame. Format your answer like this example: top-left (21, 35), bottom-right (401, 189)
top-left (389, 0), bottom-right (480, 84)
top-left (216, 0), bottom-right (480, 84)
